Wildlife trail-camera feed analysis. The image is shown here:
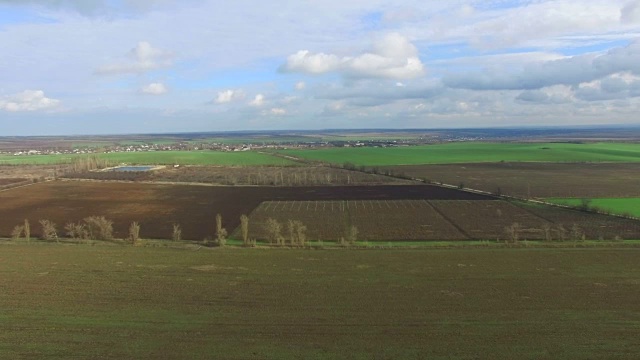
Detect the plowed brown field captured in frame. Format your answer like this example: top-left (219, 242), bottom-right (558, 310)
top-left (0, 180), bottom-right (491, 240)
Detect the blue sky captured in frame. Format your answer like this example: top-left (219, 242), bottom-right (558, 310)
top-left (1, 0), bottom-right (640, 135)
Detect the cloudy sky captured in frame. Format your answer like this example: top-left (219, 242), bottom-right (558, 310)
top-left (1, 0), bottom-right (640, 135)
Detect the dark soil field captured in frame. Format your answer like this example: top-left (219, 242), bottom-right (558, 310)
top-left (245, 199), bottom-right (640, 241)
top-left (1, 246), bottom-right (639, 359)
top-left (63, 165), bottom-right (412, 186)
top-left (0, 181), bottom-right (490, 240)
top-left (246, 200), bottom-right (466, 241)
top-left (384, 162), bottom-right (640, 198)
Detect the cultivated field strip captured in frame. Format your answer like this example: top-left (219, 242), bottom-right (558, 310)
top-left (428, 200), bottom-right (552, 240)
top-left (248, 200), bottom-right (468, 241)
top-left (247, 199), bottom-right (640, 241)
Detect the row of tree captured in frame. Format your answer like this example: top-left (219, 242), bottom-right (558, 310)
top-left (503, 222), bottom-right (586, 243)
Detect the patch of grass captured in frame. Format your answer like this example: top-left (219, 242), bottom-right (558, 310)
top-left (547, 197), bottom-right (640, 217)
top-left (279, 142), bottom-right (640, 166)
top-left (1, 246), bottom-right (640, 359)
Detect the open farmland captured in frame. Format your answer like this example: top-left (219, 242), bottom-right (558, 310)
top-left (245, 200), bottom-right (466, 241)
top-left (519, 202), bottom-right (640, 240)
top-left (0, 150), bottom-right (295, 166)
top-left (547, 198), bottom-right (640, 218)
top-left (1, 246), bottom-right (640, 359)
top-left (243, 199), bottom-right (640, 241)
top-left (384, 162), bottom-right (640, 198)
top-left (278, 142), bottom-right (640, 166)
top-left (0, 181), bottom-right (487, 240)
top-left (63, 165), bottom-right (412, 186)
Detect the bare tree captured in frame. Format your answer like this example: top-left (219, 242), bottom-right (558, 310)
top-left (215, 214), bottom-right (227, 246)
top-left (347, 225), bottom-right (358, 245)
top-left (240, 215), bottom-right (250, 246)
top-left (556, 224), bottom-right (567, 242)
top-left (264, 218), bottom-right (283, 245)
top-left (570, 223), bottom-right (583, 241)
top-left (541, 223), bottom-right (552, 242)
top-left (39, 219), bottom-right (58, 242)
top-left (129, 222), bottom-right (140, 245)
top-left (11, 225), bottom-right (24, 240)
top-left (23, 219), bottom-right (31, 243)
top-left (287, 220), bottom-right (296, 245)
top-left (504, 223), bottom-right (521, 243)
top-left (294, 220), bottom-right (307, 246)
top-left (172, 224), bottom-right (182, 242)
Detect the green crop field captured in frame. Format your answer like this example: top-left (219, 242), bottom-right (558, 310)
top-left (0, 151), bottom-right (295, 166)
top-left (1, 246), bottom-right (639, 359)
top-left (279, 142), bottom-right (640, 166)
top-left (547, 197), bottom-right (640, 217)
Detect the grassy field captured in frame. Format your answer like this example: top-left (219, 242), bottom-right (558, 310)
top-left (547, 198), bottom-right (640, 217)
top-left (1, 245), bottom-right (639, 359)
top-left (0, 151), bottom-right (295, 166)
top-left (279, 142), bottom-right (640, 165)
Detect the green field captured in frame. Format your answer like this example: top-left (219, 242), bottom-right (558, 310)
top-left (0, 151), bottom-right (295, 166)
top-left (1, 245), bottom-right (639, 359)
top-left (547, 197), bottom-right (640, 217)
top-left (279, 142), bottom-right (640, 166)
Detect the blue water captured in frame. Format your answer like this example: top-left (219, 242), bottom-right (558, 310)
top-left (111, 166), bottom-right (155, 172)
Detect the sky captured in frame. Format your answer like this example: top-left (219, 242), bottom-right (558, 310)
top-left (1, 0), bottom-right (640, 135)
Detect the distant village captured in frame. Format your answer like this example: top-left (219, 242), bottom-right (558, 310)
top-left (2, 135), bottom-right (486, 156)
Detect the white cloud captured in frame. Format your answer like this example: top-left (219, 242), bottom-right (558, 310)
top-left (269, 107), bottom-right (287, 115)
top-left (141, 82), bottom-right (168, 95)
top-left (516, 85), bottom-right (574, 104)
top-left (249, 94), bottom-right (265, 106)
top-left (444, 40), bottom-right (640, 91)
top-left (295, 81), bottom-right (306, 90)
top-left (281, 33), bottom-right (425, 80)
top-left (0, 90), bottom-right (60, 112)
top-left (214, 89), bottom-right (245, 104)
top-left (96, 41), bottom-right (173, 75)
top-left (0, 0), bottom-right (194, 16)
top-left (621, 1), bottom-right (640, 23)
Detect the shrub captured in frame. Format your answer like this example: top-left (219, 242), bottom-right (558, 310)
top-left (65, 222), bottom-right (88, 241)
top-left (39, 219), bottom-right (58, 242)
top-left (83, 216), bottom-right (113, 240)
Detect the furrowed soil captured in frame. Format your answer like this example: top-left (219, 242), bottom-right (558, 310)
top-left (1, 246), bottom-right (639, 360)
top-left (0, 181), bottom-right (490, 240)
top-left (384, 162), bottom-right (640, 198)
top-left (245, 199), bottom-right (640, 241)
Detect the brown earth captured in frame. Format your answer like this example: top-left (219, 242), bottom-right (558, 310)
top-left (244, 199), bottom-right (640, 241)
top-left (0, 181), bottom-right (491, 240)
top-left (0, 178), bottom-right (27, 186)
top-left (63, 165), bottom-right (413, 186)
top-left (384, 162), bottom-right (640, 198)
